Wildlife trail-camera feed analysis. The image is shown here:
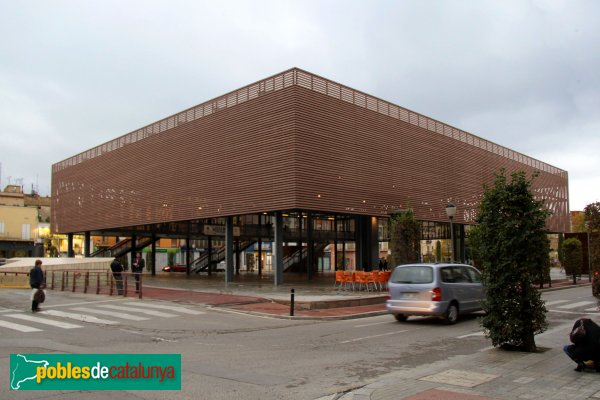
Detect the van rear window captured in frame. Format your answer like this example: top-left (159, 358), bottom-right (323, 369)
top-left (391, 266), bottom-right (433, 284)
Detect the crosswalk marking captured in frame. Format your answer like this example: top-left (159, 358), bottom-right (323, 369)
top-left (545, 300), bottom-right (569, 306)
top-left (96, 305), bottom-right (176, 318)
top-left (122, 302), bottom-right (205, 315)
top-left (70, 307), bottom-right (150, 321)
top-left (585, 307), bottom-right (600, 312)
top-left (0, 308), bottom-right (21, 313)
top-left (5, 313), bottom-right (83, 329)
top-left (0, 319), bottom-right (42, 332)
top-left (557, 301), bottom-right (596, 310)
top-left (40, 310), bottom-right (118, 325)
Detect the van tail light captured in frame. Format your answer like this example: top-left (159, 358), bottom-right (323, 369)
top-left (431, 287), bottom-right (442, 301)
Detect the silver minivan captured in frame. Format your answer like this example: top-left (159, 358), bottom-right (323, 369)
top-left (386, 263), bottom-right (484, 324)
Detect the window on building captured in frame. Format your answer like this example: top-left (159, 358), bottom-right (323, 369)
top-left (22, 224), bottom-right (31, 240)
top-left (0, 221), bottom-right (4, 234)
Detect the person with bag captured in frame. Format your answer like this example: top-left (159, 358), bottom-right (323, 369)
top-left (564, 318), bottom-right (600, 371)
top-left (110, 257), bottom-right (124, 295)
top-left (29, 259), bottom-right (45, 312)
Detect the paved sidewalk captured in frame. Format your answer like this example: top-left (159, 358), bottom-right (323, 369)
top-left (330, 322), bottom-right (600, 400)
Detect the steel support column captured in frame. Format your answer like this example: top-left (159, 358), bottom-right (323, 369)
top-left (186, 236), bottom-right (191, 276)
top-left (151, 232), bottom-right (157, 276)
top-left (355, 216), bottom-right (362, 270)
top-left (274, 211), bottom-right (284, 285)
top-left (67, 234), bottom-right (74, 258)
top-left (225, 216), bottom-right (234, 283)
top-left (130, 234), bottom-right (137, 267)
top-left (307, 212), bottom-right (314, 280)
top-left (257, 214), bottom-right (263, 276)
top-left (84, 232), bottom-right (91, 257)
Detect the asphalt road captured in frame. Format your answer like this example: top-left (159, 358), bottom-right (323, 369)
top-left (0, 285), bottom-right (597, 400)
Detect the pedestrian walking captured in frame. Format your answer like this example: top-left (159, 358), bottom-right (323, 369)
top-left (132, 252), bottom-right (145, 293)
top-left (29, 259), bottom-right (45, 312)
top-left (110, 257), bottom-right (124, 295)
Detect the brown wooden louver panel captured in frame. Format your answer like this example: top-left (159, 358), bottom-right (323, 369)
top-left (51, 68), bottom-right (569, 234)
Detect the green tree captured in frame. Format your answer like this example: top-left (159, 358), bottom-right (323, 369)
top-left (435, 240), bottom-right (442, 263)
top-left (476, 170), bottom-right (549, 352)
top-left (557, 233), bottom-right (564, 267)
top-left (584, 202), bottom-right (600, 274)
top-left (468, 226), bottom-right (483, 270)
top-left (562, 238), bottom-right (582, 284)
top-left (584, 202), bottom-right (600, 231)
top-left (389, 210), bottom-right (421, 266)
top-left (571, 212), bottom-right (586, 232)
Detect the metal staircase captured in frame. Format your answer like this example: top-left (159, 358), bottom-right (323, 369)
top-left (90, 237), bottom-right (159, 259)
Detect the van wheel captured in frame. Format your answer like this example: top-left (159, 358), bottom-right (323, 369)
top-left (444, 303), bottom-right (459, 325)
top-left (395, 314), bottom-right (408, 322)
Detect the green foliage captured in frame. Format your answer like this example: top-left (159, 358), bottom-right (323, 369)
top-left (388, 210), bottom-right (421, 266)
top-left (584, 203), bottom-right (600, 274)
top-left (476, 170), bottom-right (549, 352)
top-left (468, 226), bottom-right (483, 270)
top-left (562, 238), bottom-right (582, 284)
top-left (557, 233), bottom-right (564, 265)
top-left (571, 212), bottom-right (586, 233)
top-left (435, 240), bottom-right (442, 263)
top-left (584, 202), bottom-right (600, 231)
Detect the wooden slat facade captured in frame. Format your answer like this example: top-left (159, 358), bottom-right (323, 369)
top-left (51, 68), bottom-right (569, 234)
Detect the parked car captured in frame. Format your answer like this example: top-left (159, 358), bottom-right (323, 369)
top-left (162, 264), bottom-right (187, 272)
top-left (386, 263), bottom-right (484, 324)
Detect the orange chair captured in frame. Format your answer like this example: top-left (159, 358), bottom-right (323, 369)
top-left (353, 271), bottom-right (366, 291)
top-left (341, 271), bottom-right (355, 291)
top-left (378, 271), bottom-right (391, 290)
top-left (334, 271), bottom-right (344, 290)
top-left (365, 271), bottom-right (380, 291)
top-left (355, 271), bottom-right (377, 291)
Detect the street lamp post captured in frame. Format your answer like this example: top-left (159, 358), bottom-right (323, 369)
top-left (445, 203), bottom-right (457, 263)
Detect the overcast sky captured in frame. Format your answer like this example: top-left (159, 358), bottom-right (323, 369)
top-left (1, 1), bottom-right (598, 211)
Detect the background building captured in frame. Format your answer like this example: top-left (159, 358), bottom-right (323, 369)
top-left (0, 185), bottom-right (50, 260)
top-left (51, 68), bottom-right (570, 283)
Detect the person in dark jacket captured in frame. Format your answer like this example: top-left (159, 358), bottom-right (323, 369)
top-left (110, 257), bottom-right (124, 295)
top-left (29, 259), bottom-right (44, 312)
top-left (132, 252), bottom-right (145, 293)
top-left (564, 318), bottom-right (600, 372)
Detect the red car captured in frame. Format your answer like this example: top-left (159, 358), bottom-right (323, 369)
top-left (162, 264), bottom-right (188, 272)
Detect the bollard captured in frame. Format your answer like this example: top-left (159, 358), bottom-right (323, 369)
top-left (290, 288), bottom-right (295, 316)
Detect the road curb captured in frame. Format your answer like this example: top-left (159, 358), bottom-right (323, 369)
top-left (208, 305), bottom-right (390, 320)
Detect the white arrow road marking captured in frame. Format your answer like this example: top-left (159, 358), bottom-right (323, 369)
top-left (340, 330), bottom-right (408, 344)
